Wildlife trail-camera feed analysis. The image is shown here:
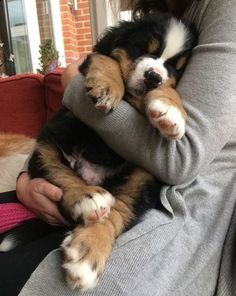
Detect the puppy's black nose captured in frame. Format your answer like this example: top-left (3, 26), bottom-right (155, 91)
top-left (144, 70), bottom-right (162, 89)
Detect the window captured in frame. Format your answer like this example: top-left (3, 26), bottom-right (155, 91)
top-left (7, 0), bottom-right (32, 73)
top-left (0, 0), bottom-right (65, 75)
top-left (89, 0), bottom-right (132, 44)
top-left (36, 0), bottom-right (54, 44)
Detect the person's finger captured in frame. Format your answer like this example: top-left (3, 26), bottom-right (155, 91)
top-left (54, 212), bottom-right (71, 226)
top-left (34, 194), bottom-right (70, 226)
top-left (39, 213), bottom-right (60, 225)
top-left (17, 175), bottom-right (69, 225)
top-left (35, 180), bottom-right (63, 202)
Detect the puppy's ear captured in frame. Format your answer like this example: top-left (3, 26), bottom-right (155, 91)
top-left (79, 54), bottom-right (92, 76)
top-left (167, 52), bottom-right (189, 72)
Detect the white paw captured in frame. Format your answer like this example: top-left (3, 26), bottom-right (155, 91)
top-left (63, 260), bottom-right (99, 291)
top-left (71, 190), bottom-right (115, 224)
top-left (61, 231), bottom-right (102, 291)
top-left (147, 99), bottom-right (186, 139)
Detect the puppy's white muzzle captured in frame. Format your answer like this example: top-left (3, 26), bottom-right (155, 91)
top-left (127, 57), bottom-right (169, 96)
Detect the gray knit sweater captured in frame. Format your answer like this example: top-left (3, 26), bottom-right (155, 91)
top-left (20, 0), bottom-right (236, 295)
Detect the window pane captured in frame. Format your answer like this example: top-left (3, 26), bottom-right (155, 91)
top-left (36, 0), bottom-right (54, 44)
top-left (7, 0), bottom-right (32, 73)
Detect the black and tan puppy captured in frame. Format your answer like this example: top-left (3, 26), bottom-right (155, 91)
top-left (2, 13), bottom-right (197, 290)
top-left (81, 13), bottom-right (197, 139)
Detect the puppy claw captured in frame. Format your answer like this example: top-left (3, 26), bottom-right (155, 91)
top-left (86, 207), bottom-right (109, 222)
top-left (85, 76), bottom-right (123, 113)
top-left (95, 102), bottom-right (111, 113)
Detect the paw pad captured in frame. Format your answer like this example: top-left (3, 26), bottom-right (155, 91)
top-left (147, 99), bottom-right (186, 139)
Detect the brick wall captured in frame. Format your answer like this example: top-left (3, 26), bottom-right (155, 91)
top-left (36, 0), bottom-right (54, 44)
top-left (60, 0), bottom-right (93, 65)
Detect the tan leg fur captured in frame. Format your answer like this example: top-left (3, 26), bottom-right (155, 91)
top-left (83, 54), bottom-right (125, 112)
top-left (62, 168), bottom-right (154, 290)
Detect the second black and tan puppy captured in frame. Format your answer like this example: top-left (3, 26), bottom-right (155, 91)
top-left (3, 13), bottom-right (197, 290)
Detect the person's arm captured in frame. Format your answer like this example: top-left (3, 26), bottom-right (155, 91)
top-left (61, 59), bottom-right (83, 90)
top-left (63, 0), bottom-right (236, 185)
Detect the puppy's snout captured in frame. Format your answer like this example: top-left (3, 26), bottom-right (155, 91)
top-left (144, 70), bottom-right (162, 89)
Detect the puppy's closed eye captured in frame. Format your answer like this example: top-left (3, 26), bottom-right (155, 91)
top-left (176, 56), bottom-right (188, 70)
top-left (148, 39), bottom-right (160, 54)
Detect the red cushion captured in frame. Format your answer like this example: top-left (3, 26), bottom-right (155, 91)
top-left (44, 69), bottom-right (64, 121)
top-left (0, 74), bottom-right (46, 138)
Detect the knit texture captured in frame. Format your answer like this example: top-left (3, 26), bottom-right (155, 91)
top-left (0, 203), bottom-right (36, 234)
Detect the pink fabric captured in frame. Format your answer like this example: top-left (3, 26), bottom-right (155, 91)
top-left (0, 203), bottom-right (37, 234)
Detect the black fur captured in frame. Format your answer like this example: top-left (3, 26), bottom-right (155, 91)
top-left (85, 13), bottom-right (198, 82)
top-left (28, 107), bottom-right (164, 228)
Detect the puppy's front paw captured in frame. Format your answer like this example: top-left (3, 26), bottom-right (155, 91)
top-left (62, 224), bottom-right (113, 291)
top-left (147, 99), bottom-right (186, 139)
top-left (85, 74), bottom-right (124, 113)
top-left (66, 186), bottom-right (115, 225)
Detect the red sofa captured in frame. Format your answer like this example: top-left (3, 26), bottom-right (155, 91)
top-left (0, 71), bottom-right (64, 236)
top-left (0, 70), bottom-right (64, 138)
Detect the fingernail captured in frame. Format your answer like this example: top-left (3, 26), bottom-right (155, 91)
top-left (54, 190), bottom-right (63, 201)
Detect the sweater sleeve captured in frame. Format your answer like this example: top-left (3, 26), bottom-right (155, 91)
top-left (63, 0), bottom-right (236, 185)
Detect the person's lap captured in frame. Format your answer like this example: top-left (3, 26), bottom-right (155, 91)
top-left (18, 209), bottom-right (177, 296)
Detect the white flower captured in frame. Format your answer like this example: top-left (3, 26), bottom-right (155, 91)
top-left (9, 54), bottom-right (14, 62)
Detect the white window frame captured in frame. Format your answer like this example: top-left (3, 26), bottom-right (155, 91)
top-left (49, 0), bottom-right (66, 67)
top-left (89, 0), bottom-right (132, 45)
top-left (23, 0), bottom-right (41, 72)
top-left (23, 0), bottom-right (66, 72)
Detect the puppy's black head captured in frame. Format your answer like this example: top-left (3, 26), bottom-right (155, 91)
top-left (95, 13), bottom-right (197, 96)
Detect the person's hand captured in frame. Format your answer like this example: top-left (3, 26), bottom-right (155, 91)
top-left (61, 58), bottom-right (85, 89)
top-left (16, 172), bottom-right (69, 226)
